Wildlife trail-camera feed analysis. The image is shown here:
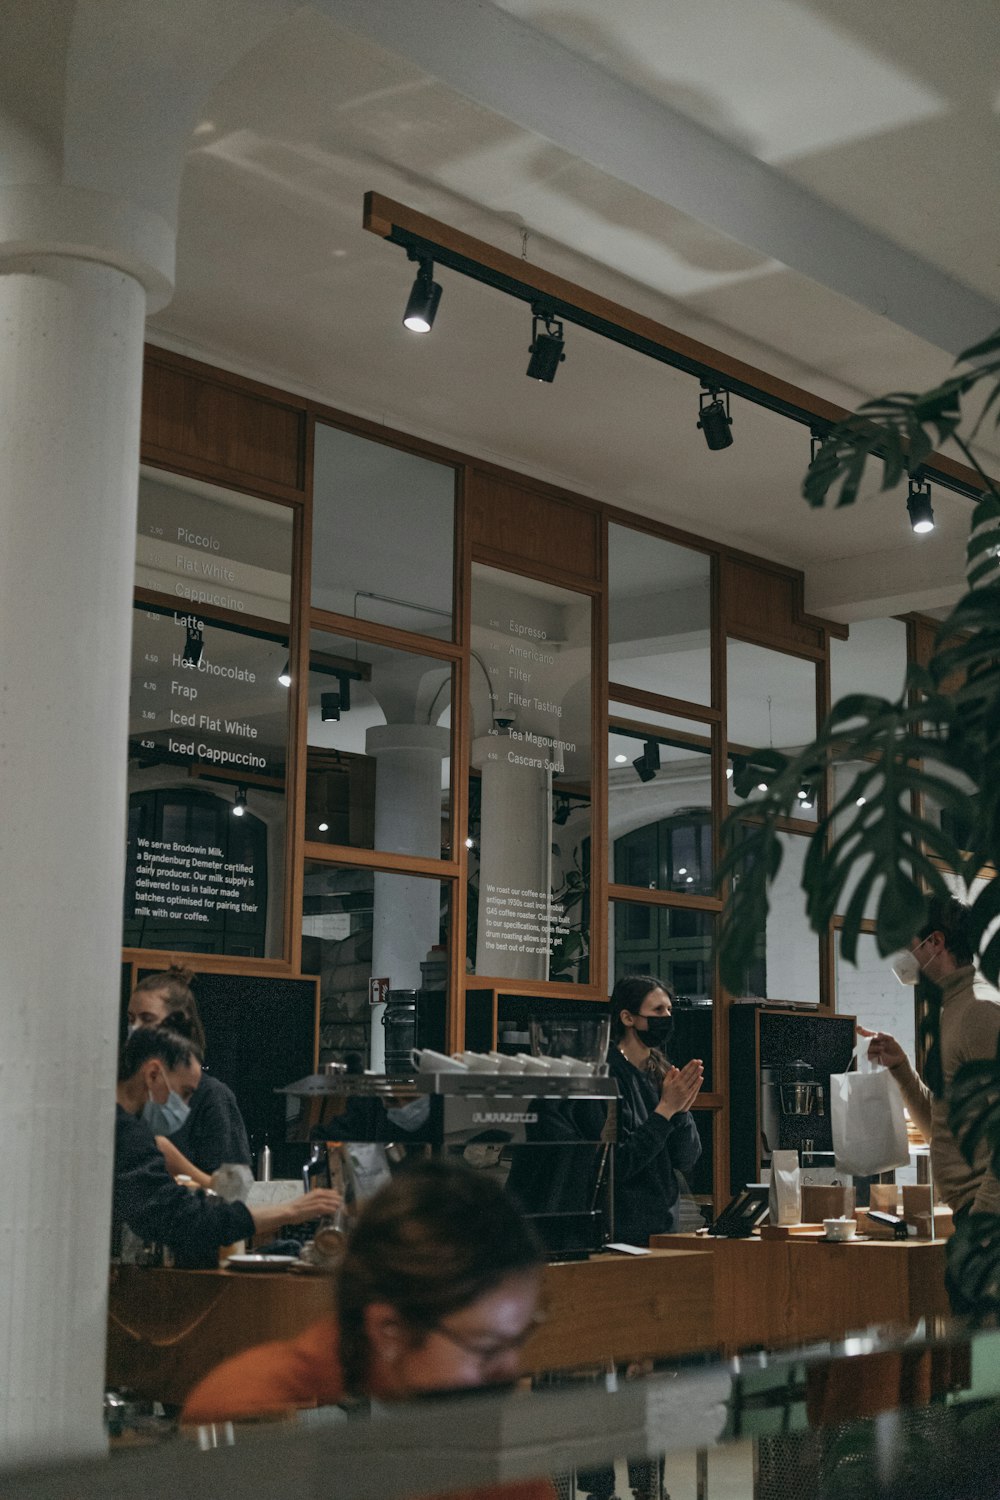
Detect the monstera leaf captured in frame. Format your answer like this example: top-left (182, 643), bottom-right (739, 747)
top-left (945, 1039), bottom-right (1000, 1315)
top-left (717, 680), bottom-right (976, 989)
top-left (717, 327), bottom-right (1000, 996)
top-left (949, 1044), bottom-right (1000, 1183)
top-left (945, 1213), bottom-right (1000, 1317)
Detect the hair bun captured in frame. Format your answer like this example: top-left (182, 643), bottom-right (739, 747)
top-left (163, 1008), bottom-right (195, 1040)
top-left (166, 964), bottom-right (196, 987)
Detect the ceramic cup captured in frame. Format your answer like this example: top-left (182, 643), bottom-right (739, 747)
top-left (823, 1217), bottom-right (858, 1242)
top-left (410, 1048), bottom-right (467, 1073)
top-left (457, 1052), bottom-right (500, 1072)
top-left (492, 1053), bottom-right (527, 1073)
top-left (561, 1055), bottom-right (593, 1076)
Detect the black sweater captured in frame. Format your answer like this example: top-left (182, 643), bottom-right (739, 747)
top-left (114, 1106), bottom-right (254, 1267)
top-left (167, 1072), bottom-right (251, 1173)
top-left (609, 1048), bottom-right (702, 1245)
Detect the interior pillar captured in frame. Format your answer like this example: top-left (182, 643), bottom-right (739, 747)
top-left (0, 253), bottom-right (147, 1463)
top-left (365, 723), bottom-right (449, 1070)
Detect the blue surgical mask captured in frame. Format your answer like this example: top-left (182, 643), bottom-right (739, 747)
top-left (143, 1082), bottom-right (191, 1135)
top-left (385, 1095), bottom-right (432, 1132)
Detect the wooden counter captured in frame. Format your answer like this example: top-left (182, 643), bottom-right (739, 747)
top-left (107, 1248), bottom-right (717, 1404)
top-left (651, 1233), bottom-right (950, 1356)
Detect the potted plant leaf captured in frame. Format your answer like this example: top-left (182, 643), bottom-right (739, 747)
top-left (716, 327), bottom-right (1000, 1314)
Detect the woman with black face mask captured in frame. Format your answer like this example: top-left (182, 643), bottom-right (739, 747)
top-left (608, 975), bottom-right (703, 1244)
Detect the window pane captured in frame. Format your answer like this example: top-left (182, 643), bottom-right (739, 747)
top-left (836, 932), bottom-right (915, 1064)
top-left (610, 713), bottom-right (713, 893)
top-left (312, 424), bottom-right (454, 637)
top-left (831, 617), bottom-right (908, 704)
top-left (126, 473), bottom-right (294, 958)
top-left (302, 861), bottom-right (449, 1067)
top-left (727, 641), bottom-right (816, 749)
top-left (609, 902), bottom-right (716, 1088)
top-left (468, 564), bottom-right (592, 984)
top-left (136, 466), bottom-right (293, 623)
top-left (608, 526), bottom-right (711, 706)
top-left (727, 641), bottom-right (818, 823)
top-left (305, 628), bottom-right (451, 858)
top-left (771, 831), bottom-right (820, 1004)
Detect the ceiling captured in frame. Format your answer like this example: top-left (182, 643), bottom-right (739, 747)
top-left (145, 0), bottom-right (1000, 623)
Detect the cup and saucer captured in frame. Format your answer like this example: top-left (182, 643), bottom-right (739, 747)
top-left (822, 1217), bottom-right (859, 1242)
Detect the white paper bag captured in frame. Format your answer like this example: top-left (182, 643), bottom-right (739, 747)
top-left (768, 1150), bottom-right (802, 1226)
top-left (830, 1037), bottom-right (910, 1178)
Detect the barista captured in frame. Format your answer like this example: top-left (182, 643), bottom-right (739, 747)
top-left (609, 974), bottom-right (703, 1243)
top-left (127, 965), bottom-right (251, 1174)
top-left (115, 1027), bottom-right (341, 1266)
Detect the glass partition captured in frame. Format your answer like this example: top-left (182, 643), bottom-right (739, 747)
top-left (610, 712), bottom-right (713, 893)
top-left (608, 525), bottom-right (712, 705)
top-left (831, 615), bottom-right (908, 704)
top-left (304, 628), bottom-right (452, 858)
top-left (302, 861), bottom-right (449, 1064)
top-left (836, 931), bottom-right (916, 1061)
top-left (312, 424), bottom-right (455, 637)
top-left (125, 469), bottom-right (294, 956)
top-left (467, 563), bottom-right (592, 983)
top-left (727, 639), bottom-right (817, 751)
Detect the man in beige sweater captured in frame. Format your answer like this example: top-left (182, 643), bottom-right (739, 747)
top-left (865, 895), bottom-right (1000, 1222)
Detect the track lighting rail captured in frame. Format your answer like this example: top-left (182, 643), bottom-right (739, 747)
top-left (364, 191), bottom-right (984, 503)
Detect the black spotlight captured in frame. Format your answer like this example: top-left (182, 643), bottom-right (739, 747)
top-left (321, 690), bottom-right (341, 723)
top-left (278, 659), bottom-right (292, 687)
top-left (232, 785), bottom-right (248, 818)
top-left (632, 739), bottom-right (661, 784)
top-left (796, 781), bottom-right (816, 811)
top-left (182, 623), bottom-right (204, 667)
top-left (526, 309), bottom-right (565, 382)
top-left (697, 385), bottom-right (733, 450)
top-left (403, 257), bottom-right (442, 333)
top-left (906, 476), bottom-right (935, 534)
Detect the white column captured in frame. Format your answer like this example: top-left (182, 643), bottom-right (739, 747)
top-left (0, 256), bottom-right (147, 1464)
top-left (366, 724), bottom-right (449, 1070)
top-left (473, 737), bottom-right (553, 981)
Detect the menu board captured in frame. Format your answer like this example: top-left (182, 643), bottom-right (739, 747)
top-left (124, 471), bottom-right (294, 957)
top-left (469, 564), bottom-right (592, 982)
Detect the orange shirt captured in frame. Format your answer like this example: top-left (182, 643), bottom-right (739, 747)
top-left (182, 1317), bottom-right (555, 1500)
top-left (183, 1315), bottom-right (344, 1423)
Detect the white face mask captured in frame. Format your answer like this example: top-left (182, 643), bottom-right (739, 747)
top-left (891, 950), bottom-right (920, 986)
top-left (891, 936), bottom-right (931, 987)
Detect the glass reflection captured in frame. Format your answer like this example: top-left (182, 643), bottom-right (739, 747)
top-left (608, 525), bottom-right (712, 706)
top-left (468, 565), bottom-right (592, 983)
top-left (610, 716), bottom-right (713, 893)
top-left (312, 424), bottom-right (455, 637)
top-left (302, 861), bottom-right (449, 1069)
top-left (127, 468), bottom-right (294, 957)
top-left (305, 629), bottom-right (452, 857)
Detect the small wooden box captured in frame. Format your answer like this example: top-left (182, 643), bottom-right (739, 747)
top-left (902, 1184), bottom-right (932, 1223)
top-left (801, 1184), bottom-right (853, 1223)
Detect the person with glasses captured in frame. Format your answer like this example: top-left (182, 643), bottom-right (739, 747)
top-left (182, 1158), bottom-right (545, 1421)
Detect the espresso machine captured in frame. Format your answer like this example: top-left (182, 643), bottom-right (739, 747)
top-left (760, 1059), bottom-right (825, 1158)
top-left (279, 1066), bottom-right (618, 1259)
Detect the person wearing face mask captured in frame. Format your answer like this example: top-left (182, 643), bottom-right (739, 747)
top-left (862, 895), bottom-right (1000, 1224)
top-left (114, 1027), bottom-right (342, 1267)
top-left (608, 974), bottom-right (703, 1244)
top-left (127, 966), bottom-right (251, 1176)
